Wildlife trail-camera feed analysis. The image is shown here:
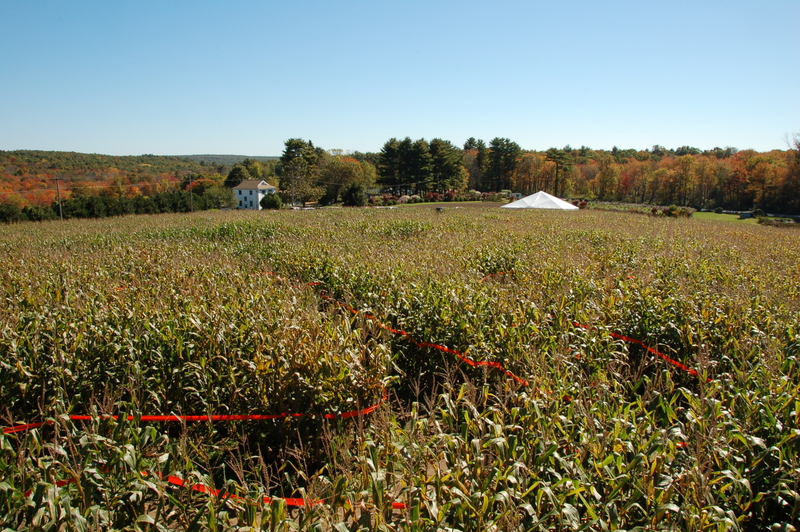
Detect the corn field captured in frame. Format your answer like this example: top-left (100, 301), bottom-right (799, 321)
top-left (1, 205), bottom-right (798, 531)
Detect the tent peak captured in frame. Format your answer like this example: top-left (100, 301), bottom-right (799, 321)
top-left (500, 191), bottom-right (579, 210)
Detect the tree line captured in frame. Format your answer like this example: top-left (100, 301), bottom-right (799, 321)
top-left (289, 135), bottom-right (800, 214)
top-left (2, 134), bottom-right (799, 223)
top-left (0, 188), bottom-right (236, 223)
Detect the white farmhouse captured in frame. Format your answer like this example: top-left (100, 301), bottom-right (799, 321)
top-left (232, 180), bottom-right (278, 210)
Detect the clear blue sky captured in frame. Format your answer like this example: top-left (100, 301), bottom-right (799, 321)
top-left (1, 0), bottom-right (798, 156)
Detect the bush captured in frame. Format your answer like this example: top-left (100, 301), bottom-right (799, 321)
top-left (22, 205), bottom-right (57, 221)
top-left (758, 216), bottom-right (799, 227)
top-left (202, 186), bottom-right (237, 209)
top-left (481, 192), bottom-right (506, 202)
top-left (0, 203), bottom-right (27, 223)
top-left (342, 184), bottom-right (367, 207)
top-left (260, 193), bottom-right (283, 210)
top-left (661, 205), bottom-right (696, 218)
top-left (650, 205), bottom-right (695, 218)
top-left (425, 192), bottom-right (442, 203)
top-left (714, 207), bottom-right (724, 214)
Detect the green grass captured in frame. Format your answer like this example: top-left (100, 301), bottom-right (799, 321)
top-left (0, 207), bottom-right (798, 530)
top-left (692, 211), bottom-right (760, 224)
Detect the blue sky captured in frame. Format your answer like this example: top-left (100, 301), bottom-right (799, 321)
top-left (1, 0), bottom-right (797, 156)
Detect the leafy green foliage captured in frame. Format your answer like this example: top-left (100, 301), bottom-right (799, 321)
top-left (0, 206), bottom-right (798, 529)
top-left (486, 138), bottom-right (522, 192)
top-left (341, 183), bottom-right (366, 207)
top-left (260, 192), bottom-right (283, 210)
top-left (224, 164), bottom-right (251, 189)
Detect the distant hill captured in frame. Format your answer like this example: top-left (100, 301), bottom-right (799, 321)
top-left (180, 154), bottom-right (279, 165)
top-left (1, 150), bottom-right (208, 177)
top-left (0, 150), bottom-right (263, 209)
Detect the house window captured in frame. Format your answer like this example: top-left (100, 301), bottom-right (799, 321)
top-left (249, 190), bottom-right (253, 196)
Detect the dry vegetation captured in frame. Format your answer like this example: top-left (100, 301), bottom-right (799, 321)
top-left (1, 205), bottom-right (798, 530)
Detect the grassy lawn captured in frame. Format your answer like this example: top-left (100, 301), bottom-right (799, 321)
top-left (692, 211), bottom-right (760, 224)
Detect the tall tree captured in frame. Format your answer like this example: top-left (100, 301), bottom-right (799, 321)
top-left (319, 158), bottom-right (370, 203)
top-left (486, 138), bottom-right (521, 191)
top-left (224, 164), bottom-right (251, 188)
top-left (279, 139), bottom-right (323, 205)
top-left (279, 139), bottom-right (319, 171)
top-left (404, 139), bottom-right (434, 193)
top-left (462, 139), bottom-right (488, 190)
top-left (378, 138), bottom-right (401, 189)
top-left (241, 158), bottom-right (263, 180)
top-left (475, 140), bottom-right (489, 189)
top-left (430, 138), bottom-right (467, 192)
top-left (594, 153), bottom-right (618, 200)
top-left (780, 134), bottom-right (800, 213)
top-left (514, 153), bottom-right (549, 195)
top-left (379, 137), bottom-right (434, 194)
top-left (545, 148), bottom-right (574, 197)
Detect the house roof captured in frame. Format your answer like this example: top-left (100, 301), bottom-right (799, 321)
top-left (232, 179), bottom-right (277, 191)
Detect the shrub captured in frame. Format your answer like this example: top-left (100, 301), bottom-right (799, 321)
top-left (0, 203), bottom-right (27, 223)
top-left (714, 207), bottom-right (724, 214)
top-left (22, 205), bottom-right (57, 221)
top-left (758, 216), bottom-right (799, 227)
top-left (260, 193), bottom-right (283, 210)
top-left (425, 192), bottom-right (442, 203)
top-left (342, 184), bottom-right (367, 207)
top-left (657, 205), bottom-right (696, 218)
top-left (481, 192), bottom-right (505, 202)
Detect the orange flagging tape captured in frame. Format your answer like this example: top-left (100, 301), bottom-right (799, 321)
top-left (569, 321), bottom-right (709, 380)
top-left (319, 292), bottom-right (530, 387)
top-left (21, 471), bottom-right (408, 510)
top-left (157, 474), bottom-right (406, 509)
top-left (264, 271), bottom-right (529, 387)
top-left (2, 390), bottom-right (388, 435)
top-left (479, 270), bottom-right (708, 380)
top-left (480, 271), bottom-right (512, 282)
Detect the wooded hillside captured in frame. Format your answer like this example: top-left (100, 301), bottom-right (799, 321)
top-left (3, 137), bottom-right (799, 218)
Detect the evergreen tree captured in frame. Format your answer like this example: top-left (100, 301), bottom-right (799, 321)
top-left (224, 164), bottom-right (251, 188)
top-left (342, 183), bottom-right (367, 206)
top-left (378, 138), bottom-right (401, 189)
top-left (545, 148), bottom-right (574, 196)
top-left (404, 139), bottom-right (434, 193)
top-left (430, 138), bottom-right (467, 192)
top-left (486, 138), bottom-right (521, 191)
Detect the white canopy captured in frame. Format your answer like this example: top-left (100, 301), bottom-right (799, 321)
top-left (500, 191), bottom-right (579, 210)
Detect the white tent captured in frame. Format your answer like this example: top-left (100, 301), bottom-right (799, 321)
top-left (500, 191), bottom-right (579, 210)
